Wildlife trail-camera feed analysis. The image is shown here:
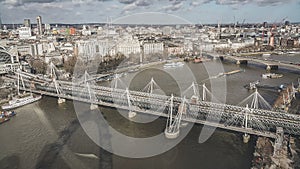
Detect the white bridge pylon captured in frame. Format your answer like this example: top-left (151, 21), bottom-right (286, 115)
top-left (238, 89), bottom-right (272, 110)
top-left (165, 95), bottom-right (187, 139)
top-left (141, 78), bottom-right (168, 113)
top-left (82, 70), bottom-right (98, 110)
top-left (180, 82), bottom-right (218, 103)
top-left (49, 62), bottom-right (59, 80)
top-left (238, 89), bottom-right (272, 143)
top-left (16, 69), bottom-right (26, 95)
top-left (141, 77), bottom-right (163, 94)
top-left (223, 89), bottom-right (271, 143)
top-left (242, 102), bottom-right (267, 143)
top-left (111, 74), bottom-right (137, 118)
top-left (242, 104), bottom-right (251, 143)
top-left (125, 88), bottom-right (137, 118)
top-left (182, 82), bottom-right (199, 102)
top-left (14, 69), bottom-right (47, 96)
top-left (49, 62), bottom-right (65, 104)
top-left (112, 74), bottom-right (127, 89)
top-left (201, 83), bottom-right (222, 103)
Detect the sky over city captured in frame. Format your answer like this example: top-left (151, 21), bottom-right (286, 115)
top-left (0, 0), bottom-right (300, 24)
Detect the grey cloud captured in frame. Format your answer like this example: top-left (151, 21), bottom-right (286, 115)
top-left (24, 0), bottom-right (56, 2)
top-left (0, 0), bottom-right (297, 9)
top-left (170, 0), bottom-right (185, 5)
top-left (123, 3), bottom-right (137, 10)
top-left (118, 0), bottom-right (135, 4)
top-left (214, 0), bottom-right (292, 6)
top-left (162, 1), bottom-right (184, 11)
top-left (254, 0), bottom-right (289, 6)
top-left (3, 0), bottom-right (22, 6)
top-left (1, 0), bottom-right (110, 7)
top-left (120, 0), bottom-right (152, 13)
top-left (2, 0), bottom-right (58, 6)
top-left (189, 0), bottom-right (211, 6)
top-left (135, 0), bottom-right (151, 6)
top-left (215, 0), bottom-right (248, 5)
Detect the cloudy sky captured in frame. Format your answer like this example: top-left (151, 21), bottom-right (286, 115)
top-left (0, 0), bottom-right (299, 24)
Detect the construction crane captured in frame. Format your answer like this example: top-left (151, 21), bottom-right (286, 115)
top-left (279, 16), bottom-right (288, 26)
top-left (242, 19), bottom-right (246, 25)
top-left (271, 18), bottom-right (278, 31)
top-left (239, 19), bottom-right (246, 30)
top-left (237, 19), bottom-right (246, 39)
top-left (233, 16), bottom-right (236, 29)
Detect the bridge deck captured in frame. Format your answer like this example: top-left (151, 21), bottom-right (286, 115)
top-left (224, 55), bottom-right (300, 70)
top-left (22, 87), bottom-right (277, 138)
top-left (8, 69), bottom-right (300, 138)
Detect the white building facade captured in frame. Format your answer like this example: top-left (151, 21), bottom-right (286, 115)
top-left (18, 27), bottom-right (32, 39)
top-left (117, 38), bottom-right (141, 56)
top-left (76, 39), bottom-right (116, 59)
top-left (143, 42), bottom-right (164, 55)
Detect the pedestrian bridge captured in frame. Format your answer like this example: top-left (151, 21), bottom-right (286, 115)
top-left (7, 69), bottom-right (300, 140)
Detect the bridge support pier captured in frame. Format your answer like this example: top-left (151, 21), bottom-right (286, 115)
top-left (236, 60), bottom-right (248, 65)
top-left (165, 129), bottom-right (180, 139)
top-left (243, 133), bottom-right (250, 143)
top-left (191, 95), bottom-right (199, 104)
top-left (90, 104), bottom-right (98, 110)
top-left (58, 98), bottom-right (66, 104)
top-left (128, 111), bottom-right (136, 119)
top-left (266, 65), bottom-right (278, 71)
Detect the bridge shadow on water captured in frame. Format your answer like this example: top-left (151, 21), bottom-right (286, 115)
top-left (35, 111), bottom-right (113, 169)
top-left (0, 154), bottom-right (20, 169)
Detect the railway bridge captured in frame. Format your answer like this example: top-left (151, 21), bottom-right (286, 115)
top-left (6, 69), bottom-right (300, 141)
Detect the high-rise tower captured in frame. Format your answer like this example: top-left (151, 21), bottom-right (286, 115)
top-left (24, 19), bottom-right (31, 28)
top-left (36, 16), bottom-right (43, 35)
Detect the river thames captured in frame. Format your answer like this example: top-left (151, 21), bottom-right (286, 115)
top-left (0, 55), bottom-right (299, 169)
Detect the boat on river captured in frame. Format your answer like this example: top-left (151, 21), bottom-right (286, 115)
top-left (0, 116), bottom-right (10, 124)
top-left (1, 111), bottom-right (16, 118)
top-left (194, 57), bottom-right (202, 63)
top-left (164, 62), bottom-right (184, 69)
top-left (262, 73), bottom-right (283, 79)
top-left (1, 95), bottom-right (42, 110)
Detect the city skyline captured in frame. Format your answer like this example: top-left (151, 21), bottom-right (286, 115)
top-left (0, 0), bottom-right (300, 24)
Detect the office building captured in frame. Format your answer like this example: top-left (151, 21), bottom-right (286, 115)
top-left (36, 16), bottom-right (43, 35)
top-left (18, 27), bottom-right (32, 39)
top-left (24, 19), bottom-right (31, 28)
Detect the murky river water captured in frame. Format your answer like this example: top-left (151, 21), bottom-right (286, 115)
top-left (0, 55), bottom-right (299, 169)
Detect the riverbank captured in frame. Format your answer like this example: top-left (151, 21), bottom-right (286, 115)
top-left (252, 82), bottom-right (299, 169)
top-left (90, 58), bottom-right (184, 81)
top-left (273, 84), bottom-right (297, 112)
top-left (112, 58), bottom-right (184, 74)
top-left (251, 133), bottom-right (297, 169)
